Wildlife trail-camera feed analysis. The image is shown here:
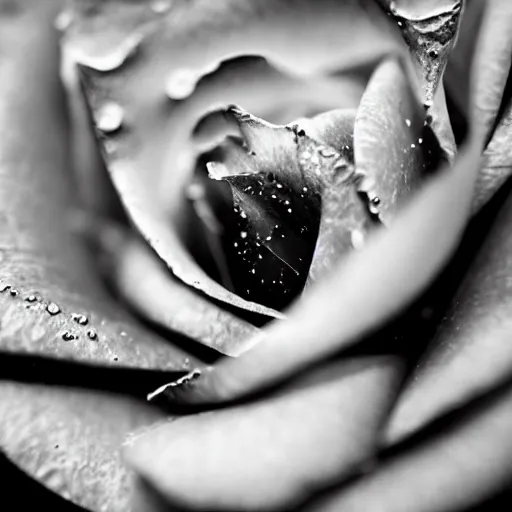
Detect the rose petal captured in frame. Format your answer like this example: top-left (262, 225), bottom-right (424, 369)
top-left (354, 57), bottom-right (445, 225)
top-left (308, 377), bottom-right (512, 512)
top-left (0, 5), bottom-right (193, 371)
top-left (63, 0), bottom-right (404, 318)
top-left (473, 103), bottom-right (512, 212)
top-left (386, 180), bottom-right (512, 444)
top-left (448, 0), bottom-right (512, 210)
top-left (0, 381), bottom-right (167, 512)
top-left (125, 356), bottom-right (403, 511)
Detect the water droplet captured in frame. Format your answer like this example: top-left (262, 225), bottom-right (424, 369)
top-left (150, 0), bottom-right (172, 14)
top-left (418, 138), bottom-right (423, 144)
top-left (405, 119), bottom-right (411, 127)
top-left (9, 288), bottom-right (19, 297)
top-left (165, 68), bottom-right (199, 100)
top-left (62, 331), bottom-right (75, 342)
top-left (240, 211), bottom-right (247, 219)
top-left (351, 230), bottom-right (365, 250)
top-left (46, 303), bottom-right (61, 316)
top-left (411, 143), bottom-right (416, 149)
top-left (86, 329), bottom-right (98, 341)
top-left (95, 102), bottom-right (124, 133)
top-left (240, 231), bottom-right (248, 239)
top-left (25, 295), bottom-right (37, 303)
top-left (70, 32), bottom-right (144, 72)
top-left (303, 187), bottom-right (308, 192)
top-left (72, 313), bottom-right (89, 326)
top-left (54, 9), bottom-right (73, 31)
top-left (429, 49), bottom-right (439, 59)
top-left (287, 208), bottom-right (292, 213)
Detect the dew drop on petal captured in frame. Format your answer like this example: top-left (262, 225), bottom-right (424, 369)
top-left (62, 331), bottom-right (75, 342)
top-left (25, 295), bottom-right (37, 303)
top-left (351, 229), bottom-right (365, 250)
top-left (165, 69), bottom-right (198, 100)
top-left (9, 288), bottom-right (19, 297)
top-left (72, 313), bottom-right (89, 326)
top-left (46, 302), bottom-right (61, 316)
top-left (86, 329), bottom-right (98, 341)
top-left (405, 118), bottom-right (411, 127)
top-left (240, 231), bottom-right (248, 239)
top-left (95, 102), bottom-right (124, 133)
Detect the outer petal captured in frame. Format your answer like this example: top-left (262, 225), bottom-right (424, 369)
top-left (386, 178), bottom-right (512, 444)
top-left (309, 377), bottom-right (512, 512)
top-left (125, 357), bottom-right (403, 511)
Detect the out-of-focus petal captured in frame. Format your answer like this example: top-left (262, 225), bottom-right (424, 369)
top-left (125, 357), bottom-right (403, 511)
top-left (308, 377), bottom-right (512, 512)
top-left (386, 181), bottom-right (512, 444)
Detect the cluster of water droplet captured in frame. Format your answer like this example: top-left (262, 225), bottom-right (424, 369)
top-left (0, 282), bottom-right (106, 347)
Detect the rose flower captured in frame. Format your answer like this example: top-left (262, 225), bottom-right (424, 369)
top-left (0, 0), bottom-right (512, 511)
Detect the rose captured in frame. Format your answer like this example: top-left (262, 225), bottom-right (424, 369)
top-left (1, 0), bottom-right (511, 511)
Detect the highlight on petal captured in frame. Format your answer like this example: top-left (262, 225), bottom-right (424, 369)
top-left (157, 138), bottom-right (483, 406)
top-left (125, 357), bottom-right (403, 511)
top-left (386, 180), bottom-right (512, 444)
top-left (61, 0), bottom-right (406, 319)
